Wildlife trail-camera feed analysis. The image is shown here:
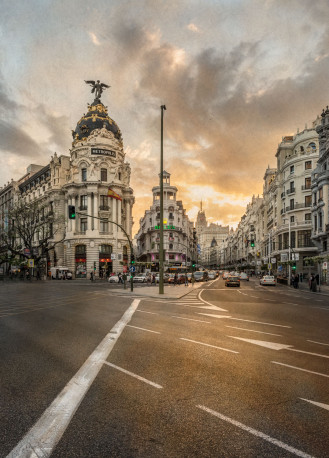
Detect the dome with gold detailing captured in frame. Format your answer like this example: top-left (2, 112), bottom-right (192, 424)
top-left (72, 100), bottom-right (122, 145)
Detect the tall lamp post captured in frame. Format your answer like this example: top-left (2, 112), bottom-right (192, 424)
top-left (159, 105), bottom-right (166, 294)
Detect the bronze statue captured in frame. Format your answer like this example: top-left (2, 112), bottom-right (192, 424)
top-left (85, 80), bottom-right (110, 100)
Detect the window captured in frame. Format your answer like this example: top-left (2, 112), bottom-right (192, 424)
top-left (101, 168), bottom-right (107, 182)
top-left (304, 177), bottom-right (311, 189)
top-left (314, 215), bottom-right (317, 231)
top-left (99, 245), bottom-right (112, 254)
top-left (319, 188), bottom-right (323, 201)
top-left (290, 216), bottom-right (294, 223)
top-left (169, 213), bottom-right (174, 220)
top-left (100, 195), bottom-right (109, 210)
top-left (305, 213), bottom-right (311, 221)
top-left (290, 165), bottom-right (294, 174)
top-left (305, 161), bottom-right (312, 170)
top-left (76, 245), bottom-right (86, 255)
top-left (81, 168), bottom-right (87, 181)
top-left (300, 146), bottom-right (304, 152)
top-left (289, 199), bottom-right (294, 210)
top-left (305, 195), bottom-right (312, 207)
top-left (80, 218), bottom-right (87, 232)
top-left (319, 212), bottom-right (323, 231)
top-left (308, 142), bottom-right (316, 151)
top-left (80, 195), bottom-right (87, 210)
top-left (100, 220), bottom-right (108, 232)
top-left (291, 231), bottom-right (296, 248)
top-left (298, 230), bottom-right (312, 248)
top-left (118, 172), bottom-right (121, 181)
top-left (169, 243), bottom-right (173, 249)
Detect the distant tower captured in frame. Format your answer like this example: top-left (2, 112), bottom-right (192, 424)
top-left (196, 201), bottom-right (207, 236)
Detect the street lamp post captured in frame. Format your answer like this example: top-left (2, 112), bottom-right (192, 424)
top-left (159, 105), bottom-right (166, 294)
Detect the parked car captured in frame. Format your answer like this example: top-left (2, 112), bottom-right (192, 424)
top-left (222, 271), bottom-right (230, 279)
top-left (225, 275), bottom-right (240, 287)
top-left (50, 266), bottom-right (72, 279)
top-left (168, 274), bottom-right (185, 284)
top-left (108, 275), bottom-right (120, 283)
top-left (239, 272), bottom-right (249, 281)
top-left (133, 273), bottom-right (148, 283)
top-left (260, 275), bottom-right (276, 286)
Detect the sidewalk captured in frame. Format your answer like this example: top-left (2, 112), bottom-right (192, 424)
top-left (286, 280), bottom-right (329, 296)
top-left (115, 283), bottom-right (203, 299)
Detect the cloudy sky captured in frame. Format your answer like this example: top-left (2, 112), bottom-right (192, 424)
top-left (1, 0), bottom-right (329, 233)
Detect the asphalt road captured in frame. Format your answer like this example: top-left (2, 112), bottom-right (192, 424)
top-left (1, 277), bottom-right (328, 457)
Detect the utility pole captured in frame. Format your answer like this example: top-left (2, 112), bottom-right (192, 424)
top-left (159, 105), bottom-right (166, 294)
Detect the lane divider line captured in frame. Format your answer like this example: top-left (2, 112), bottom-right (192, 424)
top-left (271, 361), bottom-right (329, 378)
top-left (7, 299), bottom-right (140, 458)
top-left (126, 325), bottom-right (160, 334)
top-left (103, 362), bottom-right (163, 389)
top-left (172, 316), bottom-right (211, 323)
top-left (180, 338), bottom-right (239, 354)
top-left (197, 405), bottom-right (314, 458)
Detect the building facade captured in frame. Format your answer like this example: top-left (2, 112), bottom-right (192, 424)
top-left (0, 85), bottom-right (135, 278)
top-left (135, 171), bottom-right (196, 271)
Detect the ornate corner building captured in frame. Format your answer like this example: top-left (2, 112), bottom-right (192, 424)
top-left (0, 83), bottom-right (135, 278)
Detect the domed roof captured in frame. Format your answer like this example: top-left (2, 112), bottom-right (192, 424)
top-left (72, 100), bottom-right (122, 145)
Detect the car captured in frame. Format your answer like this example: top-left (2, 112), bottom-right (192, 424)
top-left (222, 271), bottom-right (230, 279)
top-left (108, 275), bottom-right (120, 283)
top-left (225, 275), bottom-right (240, 287)
top-left (260, 275), bottom-right (276, 286)
top-left (133, 273), bottom-right (148, 283)
top-left (208, 272), bottom-right (216, 280)
top-left (239, 272), bottom-right (249, 281)
top-left (168, 274), bottom-right (185, 284)
top-left (193, 271), bottom-right (208, 282)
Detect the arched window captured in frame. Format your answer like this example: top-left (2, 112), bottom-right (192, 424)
top-left (99, 244), bottom-right (112, 254)
top-left (81, 168), bottom-right (87, 182)
top-left (76, 244), bottom-right (86, 255)
top-left (308, 142), bottom-right (316, 151)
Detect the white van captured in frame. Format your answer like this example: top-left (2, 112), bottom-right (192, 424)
top-left (50, 266), bottom-right (72, 279)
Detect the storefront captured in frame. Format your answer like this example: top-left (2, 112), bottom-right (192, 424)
top-left (75, 245), bottom-right (87, 278)
top-left (99, 244), bottom-right (112, 277)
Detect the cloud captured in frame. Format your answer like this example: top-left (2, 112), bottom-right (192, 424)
top-left (187, 23), bottom-right (200, 33)
top-left (88, 32), bottom-right (101, 46)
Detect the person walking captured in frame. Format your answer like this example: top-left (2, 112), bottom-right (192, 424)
top-left (174, 273), bottom-right (178, 286)
top-left (293, 274), bottom-right (299, 289)
top-left (90, 271), bottom-right (94, 282)
top-left (191, 272), bottom-right (195, 287)
top-left (184, 273), bottom-right (188, 286)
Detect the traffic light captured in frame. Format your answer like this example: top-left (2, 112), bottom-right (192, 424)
top-left (94, 261), bottom-right (96, 271)
top-left (292, 262), bottom-right (296, 271)
top-left (68, 205), bottom-right (76, 219)
top-left (250, 240), bottom-right (255, 247)
top-left (192, 261), bottom-right (196, 268)
top-left (131, 254), bottom-right (135, 264)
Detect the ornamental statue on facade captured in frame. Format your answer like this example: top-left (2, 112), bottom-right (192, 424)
top-left (84, 80), bottom-right (110, 101)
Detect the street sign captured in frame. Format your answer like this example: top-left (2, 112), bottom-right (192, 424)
top-left (256, 260), bottom-right (261, 265)
top-left (268, 263), bottom-right (272, 270)
top-left (129, 266), bottom-right (136, 273)
top-left (28, 259), bottom-right (34, 268)
top-left (280, 253), bottom-right (288, 262)
top-left (111, 253), bottom-right (116, 260)
top-left (271, 258), bottom-right (276, 264)
top-left (323, 262), bottom-right (328, 270)
top-left (291, 253), bottom-right (299, 261)
top-left (24, 248), bottom-right (30, 256)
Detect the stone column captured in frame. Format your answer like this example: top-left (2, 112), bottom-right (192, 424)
top-left (112, 198), bottom-right (117, 235)
top-left (94, 193), bottom-right (99, 231)
top-left (87, 193), bottom-right (92, 231)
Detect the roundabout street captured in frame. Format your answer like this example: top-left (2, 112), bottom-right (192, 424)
top-left (1, 277), bottom-right (329, 457)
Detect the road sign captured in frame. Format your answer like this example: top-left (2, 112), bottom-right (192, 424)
top-left (268, 263), bottom-right (272, 270)
top-left (28, 259), bottom-right (34, 268)
top-left (323, 262), bottom-right (328, 270)
top-left (111, 253), bottom-right (116, 260)
top-left (280, 253), bottom-right (288, 262)
top-left (291, 253), bottom-right (299, 261)
top-left (271, 258), bottom-right (276, 264)
top-left (129, 266), bottom-right (136, 273)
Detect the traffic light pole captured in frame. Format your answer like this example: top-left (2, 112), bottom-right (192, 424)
top-left (159, 105), bottom-right (166, 295)
top-left (75, 211), bottom-right (134, 292)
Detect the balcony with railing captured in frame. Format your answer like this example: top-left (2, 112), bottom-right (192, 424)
top-left (79, 206), bottom-right (87, 211)
top-left (286, 187), bottom-right (296, 195)
top-left (99, 205), bottom-right (109, 211)
top-left (301, 184), bottom-right (311, 191)
top-left (281, 192), bottom-right (285, 199)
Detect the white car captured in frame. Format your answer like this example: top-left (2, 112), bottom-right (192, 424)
top-left (108, 275), bottom-right (120, 283)
top-left (133, 273), bottom-right (148, 283)
top-left (260, 275), bottom-right (276, 286)
top-left (239, 272), bottom-right (249, 281)
top-left (208, 272), bottom-right (216, 280)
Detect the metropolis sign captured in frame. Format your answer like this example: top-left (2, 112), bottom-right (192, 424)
top-left (91, 148), bottom-right (116, 158)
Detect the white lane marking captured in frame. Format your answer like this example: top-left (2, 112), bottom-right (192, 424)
top-left (249, 296), bottom-right (259, 298)
top-left (225, 326), bottom-right (282, 337)
top-left (197, 405), bottom-right (314, 458)
top-left (180, 338), bottom-right (239, 354)
top-left (312, 307), bottom-right (329, 311)
top-left (171, 316), bottom-right (211, 323)
top-left (300, 398), bottom-right (329, 411)
top-left (228, 336), bottom-right (292, 351)
top-left (198, 313), bottom-right (232, 319)
top-left (236, 290), bottom-right (242, 294)
top-left (288, 348), bottom-right (329, 359)
top-left (229, 317), bottom-right (290, 328)
top-left (103, 362), bottom-right (162, 389)
top-left (272, 361), bottom-right (329, 378)
top-left (136, 310), bottom-right (158, 315)
top-left (7, 299), bottom-right (140, 458)
top-left (126, 325), bottom-right (160, 334)
top-left (185, 305), bottom-right (226, 311)
top-left (307, 340), bottom-right (329, 346)
top-left (198, 289), bottom-right (228, 311)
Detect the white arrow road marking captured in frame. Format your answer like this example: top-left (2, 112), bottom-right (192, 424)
top-left (103, 362), bottom-right (163, 389)
top-left (7, 299), bottom-right (140, 458)
top-left (272, 361), bottom-right (329, 378)
top-left (186, 304), bottom-right (228, 311)
top-left (288, 348), bottom-right (329, 359)
top-left (197, 314), bottom-right (290, 328)
top-left (225, 326), bottom-right (282, 337)
top-left (197, 405), bottom-right (314, 458)
top-left (180, 338), bottom-right (239, 353)
top-left (307, 340), bottom-right (329, 346)
top-left (228, 336), bottom-right (293, 350)
top-left (171, 316), bottom-right (211, 323)
top-left (300, 398), bottom-right (329, 411)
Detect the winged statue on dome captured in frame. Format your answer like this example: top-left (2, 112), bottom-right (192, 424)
top-left (85, 80), bottom-right (110, 100)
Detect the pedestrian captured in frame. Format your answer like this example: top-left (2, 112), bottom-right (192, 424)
top-left (152, 274), bottom-right (156, 284)
top-left (90, 271), bottom-right (94, 281)
top-left (293, 274), bottom-right (299, 289)
top-left (122, 273), bottom-right (127, 289)
top-left (174, 273), bottom-right (178, 286)
top-left (184, 273), bottom-right (188, 286)
top-left (315, 274), bottom-right (319, 285)
top-left (36, 269), bottom-right (41, 280)
top-left (191, 272), bottom-right (195, 286)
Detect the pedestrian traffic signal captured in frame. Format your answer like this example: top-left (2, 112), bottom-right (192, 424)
top-left (68, 205), bottom-right (76, 219)
top-left (250, 240), bottom-right (255, 247)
